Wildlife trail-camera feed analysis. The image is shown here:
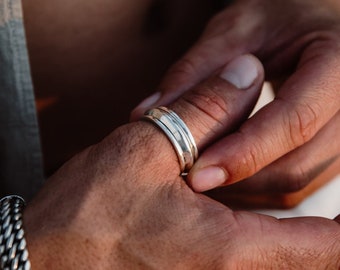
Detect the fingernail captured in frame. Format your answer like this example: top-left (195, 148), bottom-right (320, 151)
top-left (136, 92), bottom-right (161, 112)
top-left (190, 166), bottom-right (227, 192)
top-left (220, 55), bottom-right (259, 89)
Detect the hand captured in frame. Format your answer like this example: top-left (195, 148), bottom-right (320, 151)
top-left (24, 55), bottom-right (340, 269)
top-left (131, 0), bottom-right (340, 201)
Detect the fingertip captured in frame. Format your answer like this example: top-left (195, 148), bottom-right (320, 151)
top-left (188, 166), bottom-right (228, 192)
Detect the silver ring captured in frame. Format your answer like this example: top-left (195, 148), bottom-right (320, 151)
top-left (142, 106), bottom-right (198, 176)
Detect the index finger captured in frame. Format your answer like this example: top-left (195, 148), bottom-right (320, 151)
top-left (188, 39), bottom-right (340, 192)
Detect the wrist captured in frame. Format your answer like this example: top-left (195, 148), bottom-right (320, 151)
top-left (0, 196), bottom-right (31, 270)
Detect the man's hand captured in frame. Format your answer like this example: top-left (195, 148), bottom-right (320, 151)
top-left (23, 55), bottom-right (340, 269)
top-left (131, 0), bottom-right (340, 199)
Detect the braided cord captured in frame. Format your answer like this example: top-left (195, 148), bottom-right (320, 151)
top-left (0, 196), bottom-right (31, 270)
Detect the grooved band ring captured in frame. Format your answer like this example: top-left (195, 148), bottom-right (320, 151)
top-left (143, 106), bottom-right (198, 175)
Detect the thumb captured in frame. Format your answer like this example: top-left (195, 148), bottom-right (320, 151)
top-left (226, 211), bottom-right (340, 268)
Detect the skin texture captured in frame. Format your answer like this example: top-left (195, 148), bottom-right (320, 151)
top-left (131, 0), bottom-right (340, 199)
top-left (19, 0), bottom-right (340, 268)
top-left (24, 56), bottom-right (340, 269)
top-left (23, 0), bottom-right (339, 207)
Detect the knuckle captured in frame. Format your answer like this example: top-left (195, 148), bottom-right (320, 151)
top-left (169, 57), bottom-right (197, 79)
top-left (244, 146), bottom-right (261, 177)
top-left (160, 57), bottom-right (198, 94)
top-left (182, 82), bottom-right (230, 127)
top-left (228, 132), bottom-right (262, 180)
top-left (286, 102), bottom-right (319, 148)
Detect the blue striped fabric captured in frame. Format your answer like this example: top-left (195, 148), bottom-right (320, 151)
top-left (0, 0), bottom-right (43, 201)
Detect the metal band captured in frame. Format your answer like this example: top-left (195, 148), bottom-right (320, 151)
top-left (143, 106), bottom-right (198, 175)
top-left (0, 196), bottom-right (31, 270)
